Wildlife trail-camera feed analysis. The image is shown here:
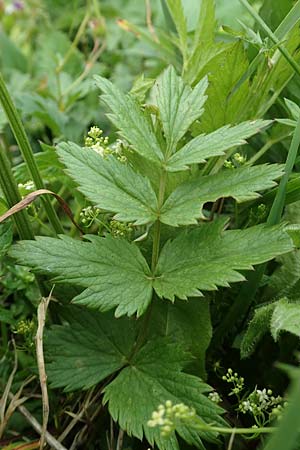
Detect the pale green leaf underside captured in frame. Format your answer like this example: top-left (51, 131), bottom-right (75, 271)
top-left (10, 235), bottom-right (153, 317)
top-left (104, 338), bottom-right (224, 450)
top-left (166, 120), bottom-right (271, 172)
top-left (271, 299), bottom-right (300, 341)
top-left (156, 66), bottom-right (208, 153)
top-left (154, 221), bottom-right (293, 301)
top-left (94, 75), bottom-right (163, 164)
top-left (57, 142), bottom-right (158, 225)
top-left (46, 307), bottom-right (136, 391)
top-left (161, 164), bottom-right (284, 226)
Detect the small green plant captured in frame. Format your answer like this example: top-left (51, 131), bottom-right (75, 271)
top-left (6, 65), bottom-right (294, 449)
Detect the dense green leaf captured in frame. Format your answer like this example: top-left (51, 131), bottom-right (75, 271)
top-left (194, 42), bottom-right (249, 132)
top-left (10, 235), bottom-right (153, 317)
top-left (94, 75), bottom-right (164, 164)
top-left (161, 164), bottom-right (284, 226)
top-left (240, 303), bottom-right (275, 358)
top-left (271, 299), bottom-right (300, 341)
top-left (150, 297), bottom-right (212, 377)
top-left (166, 120), bottom-right (271, 172)
top-left (155, 66), bottom-right (208, 153)
top-left (104, 337), bottom-right (224, 450)
top-left (57, 142), bottom-right (159, 225)
top-left (45, 307), bottom-right (137, 391)
top-left (153, 221), bottom-right (293, 301)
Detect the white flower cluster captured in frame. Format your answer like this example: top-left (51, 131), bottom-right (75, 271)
top-left (208, 391), bottom-right (222, 404)
top-left (84, 126), bottom-right (128, 162)
top-left (239, 388), bottom-right (283, 417)
top-left (85, 126), bottom-right (109, 157)
top-left (148, 401), bottom-right (196, 437)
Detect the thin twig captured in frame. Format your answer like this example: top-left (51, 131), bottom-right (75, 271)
top-left (0, 339), bottom-right (18, 437)
top-left (8, 392), bottom-right (68, 450)
top-left (116, 428), bottom-right (124, 450)
top-left (57, 387), bottom-right (101, 443)
top-left (145, 0), bottom-right (159, 42)
top-left (36, 286), bottom-right (54, 450)
top-left (227, 430), bottom-right (236, 450)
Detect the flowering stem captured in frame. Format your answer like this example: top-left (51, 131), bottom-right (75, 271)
top-left (192, 421), bottom-right (276, 435)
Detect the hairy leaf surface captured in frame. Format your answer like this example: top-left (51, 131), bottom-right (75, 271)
top-left (94, 75), bottom-right (163, 164)
top-left (240, 303), bottom-right (275, 359)
top-left (156, 66), bottom-right (208, 153)
top-left (271, 299), bottom-right (300, 341)
top-left (166, 120), bottom-right (271, 172)
top-left (57, 142), bottom-right (158, 225)
top-left (10, 235), bottom-right (153, 317)
top-left (154, 221), bottom-right (293, 300)
top-left (161, 164), bottom-right (284, 226)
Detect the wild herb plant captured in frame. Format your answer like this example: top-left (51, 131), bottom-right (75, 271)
top-left (7, 66), bottom-right (294, 449)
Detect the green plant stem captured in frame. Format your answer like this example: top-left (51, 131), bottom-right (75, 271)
top-left (56, 9), bottom-right (90, 74)
top-left (239, 0), bottom-right (300, 78)
top-left (192, 421), bottom-right (276, 436)
top-left (151, 170), bottom-right (167, 271)
top-left (0, 72), bottom-right (64, 235)
top-left (134, 169), bottom-right (167, 357)
top-left (212, 114), bottom-right (300, 349)
top-left (0, 145), bottom-right (34, 241)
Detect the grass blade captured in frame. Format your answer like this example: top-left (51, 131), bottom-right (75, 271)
top-left (0, 71), bottom-right (64, 235)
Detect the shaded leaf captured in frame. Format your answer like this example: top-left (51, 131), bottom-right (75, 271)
top-left (45, 307), bottom-right (136, 391)
top-left (150, 297), bottom-right (212, 377)
top-left (104, 337), bottom-right (224, 450)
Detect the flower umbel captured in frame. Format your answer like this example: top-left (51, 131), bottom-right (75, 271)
top-left (148, 401), bottom-right (196, 437)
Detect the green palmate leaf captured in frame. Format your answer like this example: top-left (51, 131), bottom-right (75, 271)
top-left (94, 75), bottom-right (163, 164)
top-left (166, 119), bottom-right (271, 172)
top-left (104, 337), bottom-right (224, 450)
top-left (10, 235), bottom-right (153, 317)
top-left (57, 142), bottom-right (158, 225)
top-left (271, 298), bottom-right (300, 341)
top-left (45, 307), bottom-right (224, 450)
top-left (46, 307), bottom-right (137, 391)
top-left (161, 164), bottom-right (284, 226)
top-left (153, 220), bottom-right (293, 301)
top-left (155, 66), bottom-right (208, 153)
top-left (240, 303), bottom-right (275, 359)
